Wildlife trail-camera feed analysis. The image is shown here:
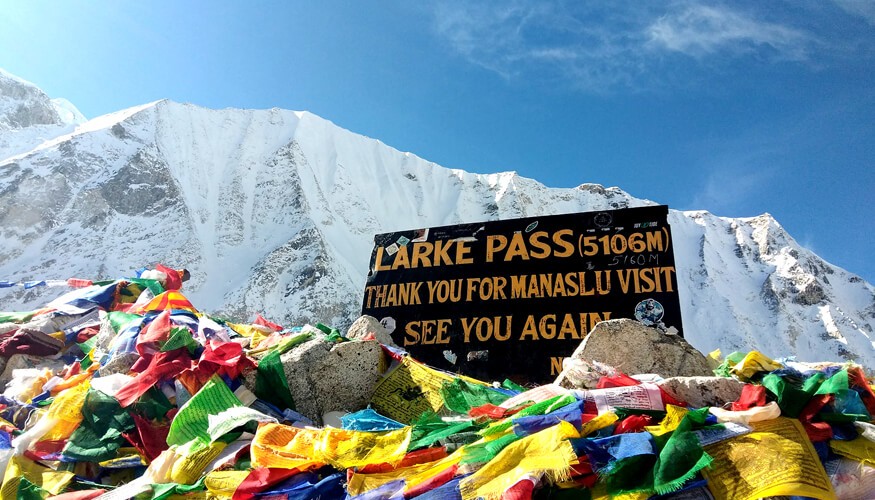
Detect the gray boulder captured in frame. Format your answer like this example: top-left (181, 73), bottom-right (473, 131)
top-left (556, 319), bottom-right (712, 388)
top-left (271, 338), bottom-right (387, 424)
top-left (657, 376), bottom-right (745, 408)
top-left (346, 315), bottom-right (398, 347)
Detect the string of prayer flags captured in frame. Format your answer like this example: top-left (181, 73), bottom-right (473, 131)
top-left (1, 267), bottom-right (870, 499)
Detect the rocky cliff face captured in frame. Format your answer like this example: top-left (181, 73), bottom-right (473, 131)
top-left (0, 69), bottom-right (84, 157)
top-left (1, 72), bottom-right (873, 368)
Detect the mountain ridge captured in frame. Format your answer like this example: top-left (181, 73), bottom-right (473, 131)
top-left (1, 71), bottom-right (873, 369)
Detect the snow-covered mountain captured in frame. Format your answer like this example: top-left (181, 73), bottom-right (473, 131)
top-left (1, 71), bottom-right (873, 369)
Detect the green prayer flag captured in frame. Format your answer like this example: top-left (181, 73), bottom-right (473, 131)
top-left (315, 322), bottom-right (341, 337)
top-left (652, 408), bottom-right (713, 495)
top-left (149, 477), bottom-right (205, 500)
top-left (63, 388), bottom-right (135, 462)
top-left (107, 311), bottom-right (142, 335)
top-left (127, 278), bottom-right (165, 297)
top-left (276, 333), bottom-right (313, 355)
top-left (762, 373), bottom-right (809, 418)
top-left (713, 351), bottom-right (745, 377)
top-left (815, 369), bottom-right (849, 395)
top-left (132, 386), bottom-right (174, 420)
top-left (78, 337), bottom-right (97, 354)
top-left (255, 349), bottom-right (296, 411)
top-left (160, 326), bottom-right (199, 353)
top-left (0, 311), bottom-right (37, 324)
top-left (460, 432), bottom-right (521, 465)
top-left (802, 372), bottom-right (826, 394)
top-left (167, 376), bottom-right (242, 455)
top-left (16, 477), bottom-right (46, 500)
top-left (501, 379), bottom-right (526, 393)
top-left (605, 456), bottom-right (656, 496)
top-left (440, 379), bottom-right (509, 414)
top-left (408, 412), bottom-right (481, 451)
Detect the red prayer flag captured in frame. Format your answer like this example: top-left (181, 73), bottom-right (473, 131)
top-left (66, 278), bottom-right (94, 288)
top-left (848, 366), bottom-right (875, 416)
top-left (254, 314), bottom-right (283, 332)
top-left (231, 468), bottom-right (303, 500)
top-left (115, 349), bottom-right (191, 407)
top-left (155, 264), bottom-right (182, 291)
top-left (123, 413), bottom-right (170, 461)
top-left (731, 384), bottom-right (767, 411)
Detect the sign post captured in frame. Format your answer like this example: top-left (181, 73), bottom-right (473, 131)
top-left (361, 205), bottom-right (683, 383)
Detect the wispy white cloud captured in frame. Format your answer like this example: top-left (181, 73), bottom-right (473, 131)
top-left (831, 0), bottom-right (875, 25)
top-left (647, 4), bottom-right (811, 60)
top-left (430, 0), bottom-right (829, 92)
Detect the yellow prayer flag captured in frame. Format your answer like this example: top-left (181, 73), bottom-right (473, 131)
top-left (204, 470), bottom-right (249, 498)
top-left (170, 441), bottom-right (227, 485)
top-left (318, 426), bottom-right (412, 469)
top-left (226, 322), bottom-right (272, 348)
top-left (0, 456), bottom-right (75, 499)
top-left (730, 351), bottom-right (782, 381)
top-left (460, 421), bottom-right (579, 500)
top-left (137, 291), bottom-right (198, 314)
top-left (701, 417), bottom-right (836, 500)
top-left (42, 380), bottom-right (90, 441)
top-left (251, 422), bottom-right (411, 469)
top-left (580, 412), bottom-right (619, 437)
top-left (830, 436), bottom-right (875, 466)
top-left (371, 358), bottom-right (455, 424)
top-left (251, 423), bottom-right (316, 469)
top-left (645, 404), bottom-right (688, 437)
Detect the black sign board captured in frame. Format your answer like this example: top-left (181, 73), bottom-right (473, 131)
top-left (361, 205), bottom-right (683, 384)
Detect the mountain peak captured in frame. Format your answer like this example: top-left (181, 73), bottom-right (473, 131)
top-left (0, 69), bottom-right (85, 130)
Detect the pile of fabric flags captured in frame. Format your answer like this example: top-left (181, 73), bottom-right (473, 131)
top-left (0, 266), bottom-right (873, 499)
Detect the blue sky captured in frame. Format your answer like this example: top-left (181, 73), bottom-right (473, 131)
top-left (2, 1), bottom-right (874, 282)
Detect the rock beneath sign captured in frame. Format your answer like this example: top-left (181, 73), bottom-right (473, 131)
top-left (277, 338), bottom-right (387, 424)
top-left (346, 315), bottom-right (398, 347)
top-left (556, 319), bottom-right (712, 388)
top-left (657, 377), bottom-right (745, 408)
